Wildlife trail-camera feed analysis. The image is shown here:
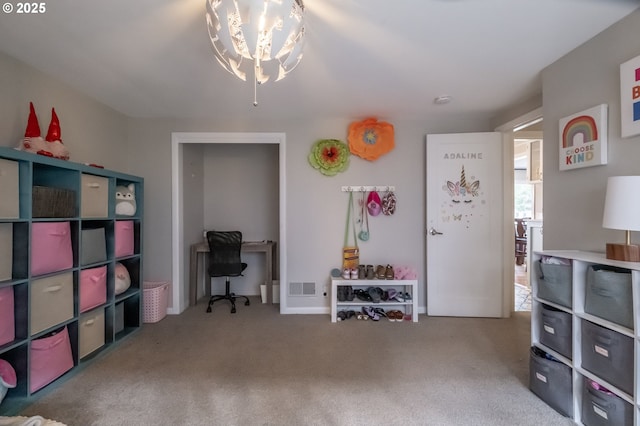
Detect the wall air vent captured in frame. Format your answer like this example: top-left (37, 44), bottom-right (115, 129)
top-left (289, 281), bottom-right (316, 297)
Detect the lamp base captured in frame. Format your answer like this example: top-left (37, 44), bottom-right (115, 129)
top-left (606, 243), bottom-right (640, 262)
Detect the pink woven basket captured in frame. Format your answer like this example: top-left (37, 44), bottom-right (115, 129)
top-left (143, 281), bottom-right (169, 323)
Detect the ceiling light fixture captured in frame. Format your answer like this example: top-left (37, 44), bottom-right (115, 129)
top-left (205, 0), bottom-right (305, 106)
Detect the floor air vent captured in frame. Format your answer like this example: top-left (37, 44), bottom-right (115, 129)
top-left (289, 282), bottom-right (316, 297)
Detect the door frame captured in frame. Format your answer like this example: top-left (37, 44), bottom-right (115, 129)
top-left (170, 132), bottom-right (287, 314)
top-left (496, 107), bottom-right (543, 315)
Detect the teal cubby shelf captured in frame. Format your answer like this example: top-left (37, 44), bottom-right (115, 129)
top-left (0, 147), bottom-right (144, 415)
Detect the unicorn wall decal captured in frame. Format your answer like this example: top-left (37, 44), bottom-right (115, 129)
top-left (445, 165), bottom-right (480, 203)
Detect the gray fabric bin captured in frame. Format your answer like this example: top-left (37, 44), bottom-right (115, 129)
top-left (581, 379), bottom-right (632, 426)
top-left (538, 304), bottom-right (572, 359)
top-left (585, 265), bottom-right (633, 329)
top-left (0, 223), bottom-right (12, 281)
top-left (581, 320), bottom-right (633, 395)
top-left (81, 228), bottom-right (107, 265)
top-left (115, 302), bottom-right (124, 334)
top-left (536, 260), bottom-right (572, 308)
top-left (529, 347), bottom-right (573, 418)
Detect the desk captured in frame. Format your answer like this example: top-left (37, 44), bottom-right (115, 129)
top-left (189, 240), bottom-right (278, 306)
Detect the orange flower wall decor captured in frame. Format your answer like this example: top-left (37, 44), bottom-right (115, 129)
top-left (347, 117), bottom-right (394, 161)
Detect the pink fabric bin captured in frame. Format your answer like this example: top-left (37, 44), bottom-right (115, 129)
top-left (115, 221), bottom-right (134, 258)
top-left (79, 266), bottom-right (107, 313)
top-left (31, 222), bottom-right (73, 276)
top-left (29, 326), bottom-right (73, 393)
top-left (0, 286), bottom-right (15, 346)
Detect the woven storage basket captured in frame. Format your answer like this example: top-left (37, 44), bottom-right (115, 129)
top-left (32, 186), bottom-right (76, 218)
top-left (143, 281), bottom-right (169, 323)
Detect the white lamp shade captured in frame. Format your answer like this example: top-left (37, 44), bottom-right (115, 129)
top-left (602, 176), bottom-right (640, 231)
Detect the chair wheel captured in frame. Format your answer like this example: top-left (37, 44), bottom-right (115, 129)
top-left (231, 307), bottom-right (237, 313)
top-left (206, 306), bottom-right (212, 313)
top-left (245, 300), bottom-right (250, 306)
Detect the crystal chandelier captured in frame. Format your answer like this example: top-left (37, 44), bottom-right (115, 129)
top-left (206, 0), bottom-right (305, 106)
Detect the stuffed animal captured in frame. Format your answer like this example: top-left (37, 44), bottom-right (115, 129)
top-left (115, 184), bottom-right (137, 216)
top-left (114, 262), bottom-right (131, 295)
top-left (0, 359), bottom-right (16, 405)
top-left (393, 265), bottom-right (418, 280)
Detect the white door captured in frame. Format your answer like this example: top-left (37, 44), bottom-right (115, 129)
top-left (426, 132), bottom-right (504, 317)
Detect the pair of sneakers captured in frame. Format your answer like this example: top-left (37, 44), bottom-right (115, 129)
top-left (342, 268), bottom-right (358, 279)
top-left (386, 289), bottom-right (411, 302)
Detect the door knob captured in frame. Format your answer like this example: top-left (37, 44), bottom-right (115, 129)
top-left (428, 227), bottom-right (443, 236)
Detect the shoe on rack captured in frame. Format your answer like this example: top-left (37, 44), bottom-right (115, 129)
top-left (345, 286), bottom-right (354, 301)
top-left (355, 289), bottom-right (373, 302)
top-left (363, 306), bottom-right (380, 321)
top-left (356, 312), bottom-right (369, 320)
top-left (366, 265), bottom-right (375, 280)
top-left (385, 265), bottom-right (394, 280)
top-left (375, 265), bottom-right (386, 279)
top-left (367, 287), bottom-right (383, 303)
top-left (373, 307), bottom-right (387, 319)
top-left (337, 311), bottom-right (347, 321)
top-left (337, 286), bottom-right (345, 302)
top-left (358, 265), bottom-right (366, 280)
top-left (342, 268), bottom-right (351, 279)
top-left (386, 288), bottom-right (397, 301)
top-left (387, 310), bottom-right (400, 321)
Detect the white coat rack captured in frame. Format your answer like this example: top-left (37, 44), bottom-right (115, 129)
top-left (341, 185), bottom-right (395, 192)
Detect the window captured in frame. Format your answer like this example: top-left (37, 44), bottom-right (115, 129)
top-left (514, 169), bottom-right (533, 219)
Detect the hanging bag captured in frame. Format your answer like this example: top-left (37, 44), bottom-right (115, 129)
top-left (342, 192), bottom-right (360, 269)
top-left (358, 192), bottom-right (370, 241)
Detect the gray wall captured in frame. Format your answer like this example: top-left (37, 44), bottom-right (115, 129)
top-left (126, 115), bottom-right (491, 312)
top-left (541, 10), bottom-right (640, 251)
top-left (0, 51), bottom-right (129, 170)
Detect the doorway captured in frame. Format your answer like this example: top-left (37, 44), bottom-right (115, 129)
top-left (512, 119), bottom-right (543, 312)
top-left (170, 132), bottom-right (287, 315)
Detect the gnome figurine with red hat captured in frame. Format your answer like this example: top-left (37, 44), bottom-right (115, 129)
top-left (16, 102), bottom-right (70, 160)
top-left (43, 108), bottom-right (70, 160)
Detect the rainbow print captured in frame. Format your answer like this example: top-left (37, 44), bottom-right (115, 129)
top-left (562, 115), bottom-right (598, 148)
top-left (558, 104), bottom-right (607, 171)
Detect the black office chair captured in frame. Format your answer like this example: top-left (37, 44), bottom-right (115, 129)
top-left (205, 230), bottom-right (250, 314)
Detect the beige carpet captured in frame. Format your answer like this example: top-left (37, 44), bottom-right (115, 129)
top-left (20, 299), bottom-right (573, 426)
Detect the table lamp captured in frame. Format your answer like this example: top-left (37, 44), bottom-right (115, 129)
top-left (602, 176), bottom-right (640, 262)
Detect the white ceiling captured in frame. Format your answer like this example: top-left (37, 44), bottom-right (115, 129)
top-left (0, 0), bottom-right (637, 121)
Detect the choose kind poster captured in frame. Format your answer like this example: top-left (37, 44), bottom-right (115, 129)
top-left (558, 104), bottom-right (608, 171)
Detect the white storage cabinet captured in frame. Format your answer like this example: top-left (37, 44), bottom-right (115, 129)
top-left (530, 250), bottom-right (640, 425)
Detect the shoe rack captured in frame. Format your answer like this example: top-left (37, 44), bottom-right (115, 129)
top-left (330, 278), bottom-right (418, 323)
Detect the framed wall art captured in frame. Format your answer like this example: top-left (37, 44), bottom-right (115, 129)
top-left (558, 104), bottom-right (608, 171)
top-left (620, 54), bottom-right (640, 138)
